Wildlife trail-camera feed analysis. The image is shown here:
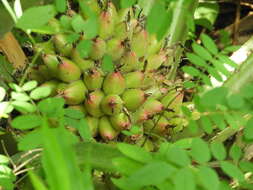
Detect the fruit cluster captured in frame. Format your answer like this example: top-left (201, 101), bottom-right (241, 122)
top-left (28, 0), bottom-right (185, 143)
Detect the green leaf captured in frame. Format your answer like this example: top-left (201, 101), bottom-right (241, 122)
top-left (194, 2), bottom-right (219, 25)
top-left (30, 86), bottom-right (51, 100)
top-left (38, 97), bottom-right (65, 117)
top-left (11, 114), bottom-right (42, 130)
top-left (11, 92), bottom-right (30, 101)
top-left (229, 144), bottom-right (242, 162)
top-left (112, 156), bottom-right (143, 176)
top-left (174, 168), bottom-right (195, 190)
top-left (0, 155), bottom-right (9, 165)
top-left (191, 138), bottom-right (211, 163)
top-left (200, 115), bottom-right (213, 134)
top-left (198, 166), bottom-right (219, 190)
top-left (76, 40), bottom-right (92, 59)
top-left (60, 15), bottom-right (72, 30)
top-left (210, 142), bottom-right (226, 161)
top-left (55, 0), bottom-right (67, 13)
top-left (29, 170), bottom-right (49, 190)
top-left (200, 87), bottom-right (228, 108)
top-left (210, 113), bottom-right (226, 130)
top-left (181, 106), bottom-right (192, 117)
top-left (11, 101), bottom-right (36, 113)
top-left (120, 0), bottom-right (137, 8)
top-left (65, 108), bottom-right (84, 119)
top-left (82, 165), bottom-right (94, 190)
top-left (241, 83), bottom-right (253, 99)
top-left (224, 113), bottom-right (238, 129)
top-left (0, 87), bottom-right (6, 102)
top-left (18, 129), bottom-right (43, 150)
top-left (220, 161), bottom-right (244, 181)
top-left (9, 83), bottom-right (22, 92)
top-left (102, 55), bottom-right (114, 72)
top-left (186, 53), bottom-right (207, 68)
top-left (0, 102), bottom-right (13, 118)
top-left (82, 16), bottom-right (98, 39)
top-left (218, 55), bottom-right (238, 68)
top-left (207, 66), bottom-right (223, 82)
top-left (146, 1), bottom-right (171, 40)
top-left (182, 66), bottom-right (200, 77)
top-left (200, 33), bottom-right (218, 55)
top-left (117, 143), bottom-right (153, 163)
top-left (16, 5), bottom-right (56, 30)
top-left (192, 42), bottom-right (213, 61)
top-left (227, 94), bottom-right (245, 109)
top-left (210, 59), bottom-right (230, 77)
top-left (239, 161), bottom-right (253, 173)
top-left (166, 145), bottom-right (191, 167)
top-left (244, 118), bottom-right (253, 140)
top-left (71, 15), bottom-right (86, 33)
top-left (22, 80), bottom-right (38, 91)
top-left (127, 161), bottom-right (176, 189)
top-left (66, 33), bottom-right (80, 44)
top-left (77, 119), bottom-right (93, 141)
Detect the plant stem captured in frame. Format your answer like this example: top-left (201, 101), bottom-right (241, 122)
top-left (1, 0), bottom-right (17, 23)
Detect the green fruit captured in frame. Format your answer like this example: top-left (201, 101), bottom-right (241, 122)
top-left (98, 116), bottom-right (118, 141)
top-left (41, 53), bottom-right (59, 77)
top-left (37, 64), bottom-right (53, 81)
top-left (53, 34), bottom-right (73, 57)
top-left (80, 0), bottom-right (101, 19)
top-left (142, 98), bottom-right (164, 115)
top-left (103, 72), bottom-right (126, 95)
top-left (101, 94), bottom-right (123, 115)
top-left (145, 87), bottom-right (168, 100)
top-left (144, 116), bottom-right (169, 136)
top-left (122, 89), bottom-right (146, 111)
top-left (35, 40), bottom-right (55, 54)
top-left (83, 68), bottom-right (104, 91)
top-left (68, 105), bottom-right (87, 115)
top-left (40, 80), bottom-right (59, 96)
top-left (125, 71), bottom-right (144, 89)
top-left (135, 136), bottom-right (154, 152)
top-left (106, 38), bottom-right (124, 61)
top-left (146, 50), bottom-right (167, 71)
top-left (120, 51), bottom-right (139, 73)
top-left (71, 48), bottom-right (94, 71)
top-left (61, 80), bottom-right (87, 105)
top-left (131, 28), bottom-right (148, 58)
top-left (84, 90), bottom-right (104, 117)
top-left (57, 57), bottom-right (81, 82)
top-left (98, 2), bottom-right (117, 39)
top-left (110, 113), bottom-right (130, 131)
top-left (48, 18), bottom-right (61, 33)
top-left (132, 109), bottom-right (150, 124)
top-left (86, 116), bottom-right (99, 137)
top-left (89, 37), bottom-right (106, 60)
top-left (56, 83), bottom-right (68, 94)
top-left (147, 34), bottom-right (162, 55)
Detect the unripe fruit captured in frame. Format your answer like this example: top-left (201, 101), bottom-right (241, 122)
top-left (101, 95), bottom-right (123, 115)
top-left (71, 48), bottom-right (94, 72)
top-left (68, 105), bottom-right (87, 115)
top-left (27, 67), bottom-right (46, 83)
top-left (124, 71), bottom-right (144, 89)
top-left (61, 80), bottom-right (87, 105)
top-left (103, 72), bottom-right (126, 95)
top-left (80, 0), bottom-right (101, 19)
top-left (147, 34), bottom-right (162, 55)
top-left (142, 98), bottom-right (164, 115)
top-left (122, 89), bottom-right (146, 111)
top-left (145, 87), bottom-right (168, 100)
top-left (89, 37), bottom-right (106, 60)
top-left (106, 38), bottom-right (124, 61)
top-left (131, 28), bottom-right (148, 58)
top-left (84, 90), bottom-right (104, 117)
top-left (48, 18), bottom-right (61, 33)
top-left (41, 53), bottom-right (59, 77)
top-left (86, 116), bottom-right (99, 137)
top-left (98, 116), bottom-right (118, 141)
top-left (110, 113), bottom-right (130, 131)
top-left (53, 34), bottom-right (73, 57)
top-left (83, 68), bottom-right (104, 91)
top-left (146, 50), bottom-right (167, 71)
top-left (38, 65), bottom-right (53, 81)
top-left (132, 109), bottom-right (150, 124)
top-left (98, 2), bottom-right (117, 39)
top-left (40, 80), bottom-right (59, 96)
top-left (144, 116), bottom-right (169, 136)
top-left (120, 51), bottom-right (139, 73)
top-left (57, 57), bottom-right (81, 82)
top-left (35, 40), bottom-right (55, 54)
top-left (135, 137), bottom-right (154, 152)
top-left (56, 83), bottom-right (67, 94)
